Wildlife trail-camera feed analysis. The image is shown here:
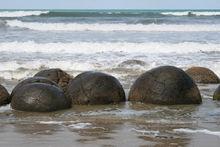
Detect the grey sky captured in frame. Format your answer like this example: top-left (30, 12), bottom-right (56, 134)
top-left (0, 0), bottom-right (220, 9)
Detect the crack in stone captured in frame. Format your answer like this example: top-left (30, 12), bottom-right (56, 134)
top-left (79, 76), bottom-right (91, 104)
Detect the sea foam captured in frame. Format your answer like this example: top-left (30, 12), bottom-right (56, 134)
top-left (68, 123), bottom-right (92, 129)
top-left (0, 41), bottom-right (219, 54)
top-left (0, 11), bottom-right (49, 17)
top-left (0, 105), bottom-right (10, 112)
top-left (6, 20), bottom-right (220, 32)
top-left (174, 128), bottom-right (220, 137)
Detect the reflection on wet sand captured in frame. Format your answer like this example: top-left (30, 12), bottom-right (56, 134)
top-left (0, 103), bottom-right (197, 146)
top-left (1, 83), bottom-right (220, 147)
top-left (13, 123), bottom-right (59, 135)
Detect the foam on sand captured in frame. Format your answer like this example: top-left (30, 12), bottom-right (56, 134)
top-left (0, 11), bottom-right (49, 17)
top-left (37, 121), bottom-right (92, 129)
top-left (0, 105), bottom-right (11, 112)
top-left (68, 123), bottom-right (92, 129)
top-left (6, 20), bottom-right (220, 32)
top-left (132, 128), bottom-right (159, 136)
top-left (174, 128), bottom-right (220, 137)
top-left (38, 121), bottom-right (76, 125)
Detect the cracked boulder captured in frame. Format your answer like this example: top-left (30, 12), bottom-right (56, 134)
top-left (11, 83), bottom-right (71, 112)
top-left (185, 67), bottom-right (219, 84)
top-left (34, 68), bottom-right (73, 93)
top-left (213, 85), bottom-right (220, 100)
top-left (0, 85), bottom-right (10, 106)
top-left (128, 66), bottom-right (202, 105)
top-left (66, 71), bottom-right (126, 105)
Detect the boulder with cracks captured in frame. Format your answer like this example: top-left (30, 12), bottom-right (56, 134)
top-left (129, 66), bottom-right (202, 105)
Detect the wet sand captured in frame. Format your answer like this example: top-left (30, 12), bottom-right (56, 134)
top-left (0, 83), bottom-right (220, 147)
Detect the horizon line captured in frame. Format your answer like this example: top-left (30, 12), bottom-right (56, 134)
top-left (0, 8), bottom-right (220, 11)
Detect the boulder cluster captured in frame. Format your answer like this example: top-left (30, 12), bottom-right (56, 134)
top-left (0, 66), bottom-right (219, 112)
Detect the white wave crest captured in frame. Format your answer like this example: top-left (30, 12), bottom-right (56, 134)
top-left (174, 128), bottom-right (220, 137)
top-left (0, 41), bottom-right (219, 54)
top-left (161, 11), bottom-right (220, 16)
top-left (0, 60), bottom-right (95, 80)
top-left (0, 11), bottom-right (49, 17)
top-left (6, 20), bottom-right (220, 32)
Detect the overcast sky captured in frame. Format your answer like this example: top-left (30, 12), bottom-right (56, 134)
top-left (0, 0), bottom-right (220, 9)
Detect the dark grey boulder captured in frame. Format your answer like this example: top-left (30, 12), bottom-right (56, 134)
top-left (66, 71), bottom-right (126, 105)
top-left (10, 77), bottom-right (58, 102)
top-left (213, 85), bottom-right (220, 100)
top-left (0, 85), bottom-right (10, 106)
top-left (34, 68), bottom-right (72, 93)
top-left (129, 66), bottom-right (202, 105)
top-left (186, 67), bottom-right (219, 84)
top-left (11, 83), bottom-right (71, 112)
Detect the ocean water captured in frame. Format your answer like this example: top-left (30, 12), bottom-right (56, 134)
top-left (1, 10), bottom-right (220, 147)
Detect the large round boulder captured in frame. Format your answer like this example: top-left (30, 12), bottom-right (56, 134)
top-left (185, 67), bottom-right (219, 84)
top-left (0, 85), bottom-right (10, 106)
top-left (213, 86), bottom-right (220, 100)
top-left (10, 77), bottom-right (58, 100)
top-left (66, 71), bottom-right (126, 105)
top-left (11, 83), bottom-right (71, 112)
top-left (34, 68), bottom-right (72, 92)
top-left (128, 66), bottom-right (202, 105)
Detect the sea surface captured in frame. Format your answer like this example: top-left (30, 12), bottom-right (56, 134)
top-left (0, 9), bottom-right (220, 147)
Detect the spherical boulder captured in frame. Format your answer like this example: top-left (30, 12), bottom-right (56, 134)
top-left (34, 68), bottom-right (72, 92)
top-left (128, 66), bottom-right (202, 105)
top-left (185, 67), bottom-right (219, 84)
top-left (213, 86), bottom-right (220, 100)
top-left (0, 85), bottom-right (10, 106)
top-left (66, 71), bottom-right (126, 105)
top-left (11, 83), bottom-right (71, 112)
top-left (10, 77), bottom-right (58, 100)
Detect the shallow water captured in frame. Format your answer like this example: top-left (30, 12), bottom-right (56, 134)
top-left (1, 9), bottom-right (220, 146)
top-left (0, 84), bottom-right (220, 147)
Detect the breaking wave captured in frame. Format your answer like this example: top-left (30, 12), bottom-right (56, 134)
top-left (6, 20), bottom-right (220, 32)
top-left (0, 41), bottom-right (219, 54)
top-left (0, 11), bottom-right (49, 18)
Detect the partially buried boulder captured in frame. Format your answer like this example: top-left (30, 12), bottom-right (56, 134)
top-left (128, 66), bottom-right (202, 105)
top-left (118, 59), bottom-right (146, 68)
top-left (185, 67), bottom-right (219, 84)
top-left (10, 77), bottom-right (59, 101)
top-left (0, 85), bottom-right (10, 106)
top-left (213, 85), bottom-right (220, 100)
top-left (11, 83), bottom-right (71, 112)
top-left (66, 71), bottom-right (126, 105)
top-left (34, 68), bottom-right (72, 93)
